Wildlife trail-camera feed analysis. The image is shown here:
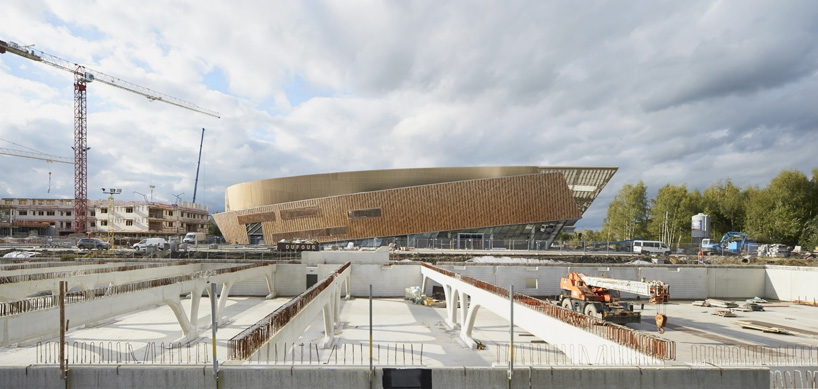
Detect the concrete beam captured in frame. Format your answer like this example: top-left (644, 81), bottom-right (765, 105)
top-left (421, 266), bottom-right (657, 364)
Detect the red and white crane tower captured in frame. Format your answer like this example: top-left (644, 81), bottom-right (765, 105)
top-left (0, 39), bottom-right (219, 234)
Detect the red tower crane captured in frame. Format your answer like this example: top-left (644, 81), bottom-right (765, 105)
top-left (1, 39), bottom-right (219, 233)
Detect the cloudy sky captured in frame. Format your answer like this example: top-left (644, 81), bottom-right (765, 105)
top-left (1, 1), bottom-right (817, 230)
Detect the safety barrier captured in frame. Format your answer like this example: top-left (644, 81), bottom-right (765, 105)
top-left (770, 369), bottom-right (818, 389)
top-left (228, 262), bottom-right (350, 361)
top-left (421, 262), bottom-right (676, 361)
top-left (493, 343), bottom-right (665, 366)
top-left (692, 345), bottom-right (818, 366)
top-left (35, 341), bottom-right (210, 365)
top-left (246, 342), bottom-right (424, 366)
top-left (0, 261), bottom-right (196, 284)
top-left (0, 262), bottom-right (276, 317)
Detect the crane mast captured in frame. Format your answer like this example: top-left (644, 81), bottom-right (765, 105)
top-left (1, 39), bottom-right (219, 233)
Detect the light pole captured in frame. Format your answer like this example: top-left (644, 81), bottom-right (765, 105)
top-left (102, 188), bottom-right (121, 250)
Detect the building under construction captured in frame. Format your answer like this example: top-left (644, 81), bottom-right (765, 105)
top-left (0, 197), bottom-right (208, 237)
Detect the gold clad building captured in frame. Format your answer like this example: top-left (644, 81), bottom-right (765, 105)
top-left (212, 166), bottom-right (616, 249)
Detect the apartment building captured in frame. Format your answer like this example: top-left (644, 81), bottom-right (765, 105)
top-left (0, 198), bottom-right (208, 237)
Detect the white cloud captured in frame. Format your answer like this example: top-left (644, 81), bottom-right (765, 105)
top-left (0, 0), bottom-right (816, 228)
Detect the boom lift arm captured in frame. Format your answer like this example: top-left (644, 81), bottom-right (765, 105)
top-left (559, 272), bottom-right (670, 333)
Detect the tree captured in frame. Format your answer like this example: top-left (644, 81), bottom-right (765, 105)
top-left (745, 170), bottom-right (813, 246)
top-left (602, 181), bottom-right (649, 241)
top-left (648, 184), bottom-right (696, 246)
top-left (701, 179), bottom-right (746, 238)
top-left (799, 215), bottom-right (818, 251)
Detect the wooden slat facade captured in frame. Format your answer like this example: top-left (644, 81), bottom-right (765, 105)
top-left (214, 172), bottom-right (585, 244)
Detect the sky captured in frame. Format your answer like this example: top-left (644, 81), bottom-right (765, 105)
top-left (1, 1), bottom-right (817, 231)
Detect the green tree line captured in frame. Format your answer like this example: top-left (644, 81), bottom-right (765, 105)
top-left (578, 168), bottom-right (818, 249)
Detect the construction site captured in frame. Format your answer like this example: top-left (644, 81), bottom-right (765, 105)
top-left (0, 246), bottom-right (814, 388)
top-left (2, 31), bottom-right (818, 389)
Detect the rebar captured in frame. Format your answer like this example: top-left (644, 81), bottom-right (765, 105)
top-left (227, 262), bottom-right (351, 360)
top-left (692, 345), bottom-right (818, 366)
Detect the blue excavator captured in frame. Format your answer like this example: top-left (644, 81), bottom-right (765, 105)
top-left (700, 232), bottom-right (750, 255)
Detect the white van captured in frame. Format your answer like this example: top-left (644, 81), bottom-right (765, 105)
top-left (183, 232), bottom-right (206, 244)
top-left (632, 240), bottom-right (671, 256)
top-left (133, 238), bottom-right (167, 251)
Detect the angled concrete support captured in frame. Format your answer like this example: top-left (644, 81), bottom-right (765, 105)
top-left (343, 277), bottom-right (351, 299)
top-left (321, 302), bottom-right (334, 348)
top-left (188, 283), bottom-right (204, 330)
top-left (165, 296), bottom-right (197, 345)
top-left (215, 282), bottom-right (233, 325)
top-left (459, 303), bottom-right (482, 349)
top-left (459, 291), bottom-right (468, 325)
top-left (264, 271), bottom-right (276, 299)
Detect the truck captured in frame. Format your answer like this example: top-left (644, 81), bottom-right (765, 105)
top-left (183, 232), bottom-right (207, 244)
top-left (558, 272), bottom-right (670, 333)
top-left (701, 232), bottom-right (751, 255)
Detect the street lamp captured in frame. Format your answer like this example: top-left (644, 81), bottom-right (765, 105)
top-left (101, 188), bottom-right (121, 250)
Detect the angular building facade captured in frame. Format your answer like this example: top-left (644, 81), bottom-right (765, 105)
top-left (212, 166), bottom-right (616, 250)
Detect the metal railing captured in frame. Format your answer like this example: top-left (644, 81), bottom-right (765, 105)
top-left (0, 261), bottom-right (196, 285)
top-left (228, 262), bottom-right (351, 361)
top-left (0, 262), bottom-right (276, 317)
top-left (770, 369), bottom-right (818, 389)
top-left (692, 345), bottom-right (818, 366)
top-left (422, 262), bottom-right (676, 361)
top-left (247, 342), bottom-right (424, 366)
top-left (493, 343), bottom-right (664, 366)
top-left (36, 341), bottom-right (210, 365)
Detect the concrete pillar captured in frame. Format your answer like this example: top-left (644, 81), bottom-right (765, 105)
top-left (445, 285), bottom-right (458, 329)
top-left (333, 289), bottom-right (341, 327)
top-left (321, 302), bottom-right (334, 348)
top-left (459, 291), bottom-right (468, 325)
top-left (264, 271), bottom-right (277, 299)
top-left (165, 296), bottom-right (196, 345)
top-left (344, 276), bottom-right (351, 299)
top-left (421, 275), bottom-right (428, 297)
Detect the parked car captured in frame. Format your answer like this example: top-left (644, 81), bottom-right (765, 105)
top-left (77, 238), bottom-right (109, 250)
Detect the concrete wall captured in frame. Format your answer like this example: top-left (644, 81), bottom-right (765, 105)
top-left (764, 266), bottom-right (818, 300)
top-left (220, 262), bottom-right (817, 301)
top-left (0, 365), bottom-right (770, 389)
top-left (707, 267), bottom-right (766, 299)
top-left (349, 264), bottom-right (423, 297)
top-left (302, 248), bottom-right (389, 265)
top-left (275, 263), bottom-right (307, 296)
